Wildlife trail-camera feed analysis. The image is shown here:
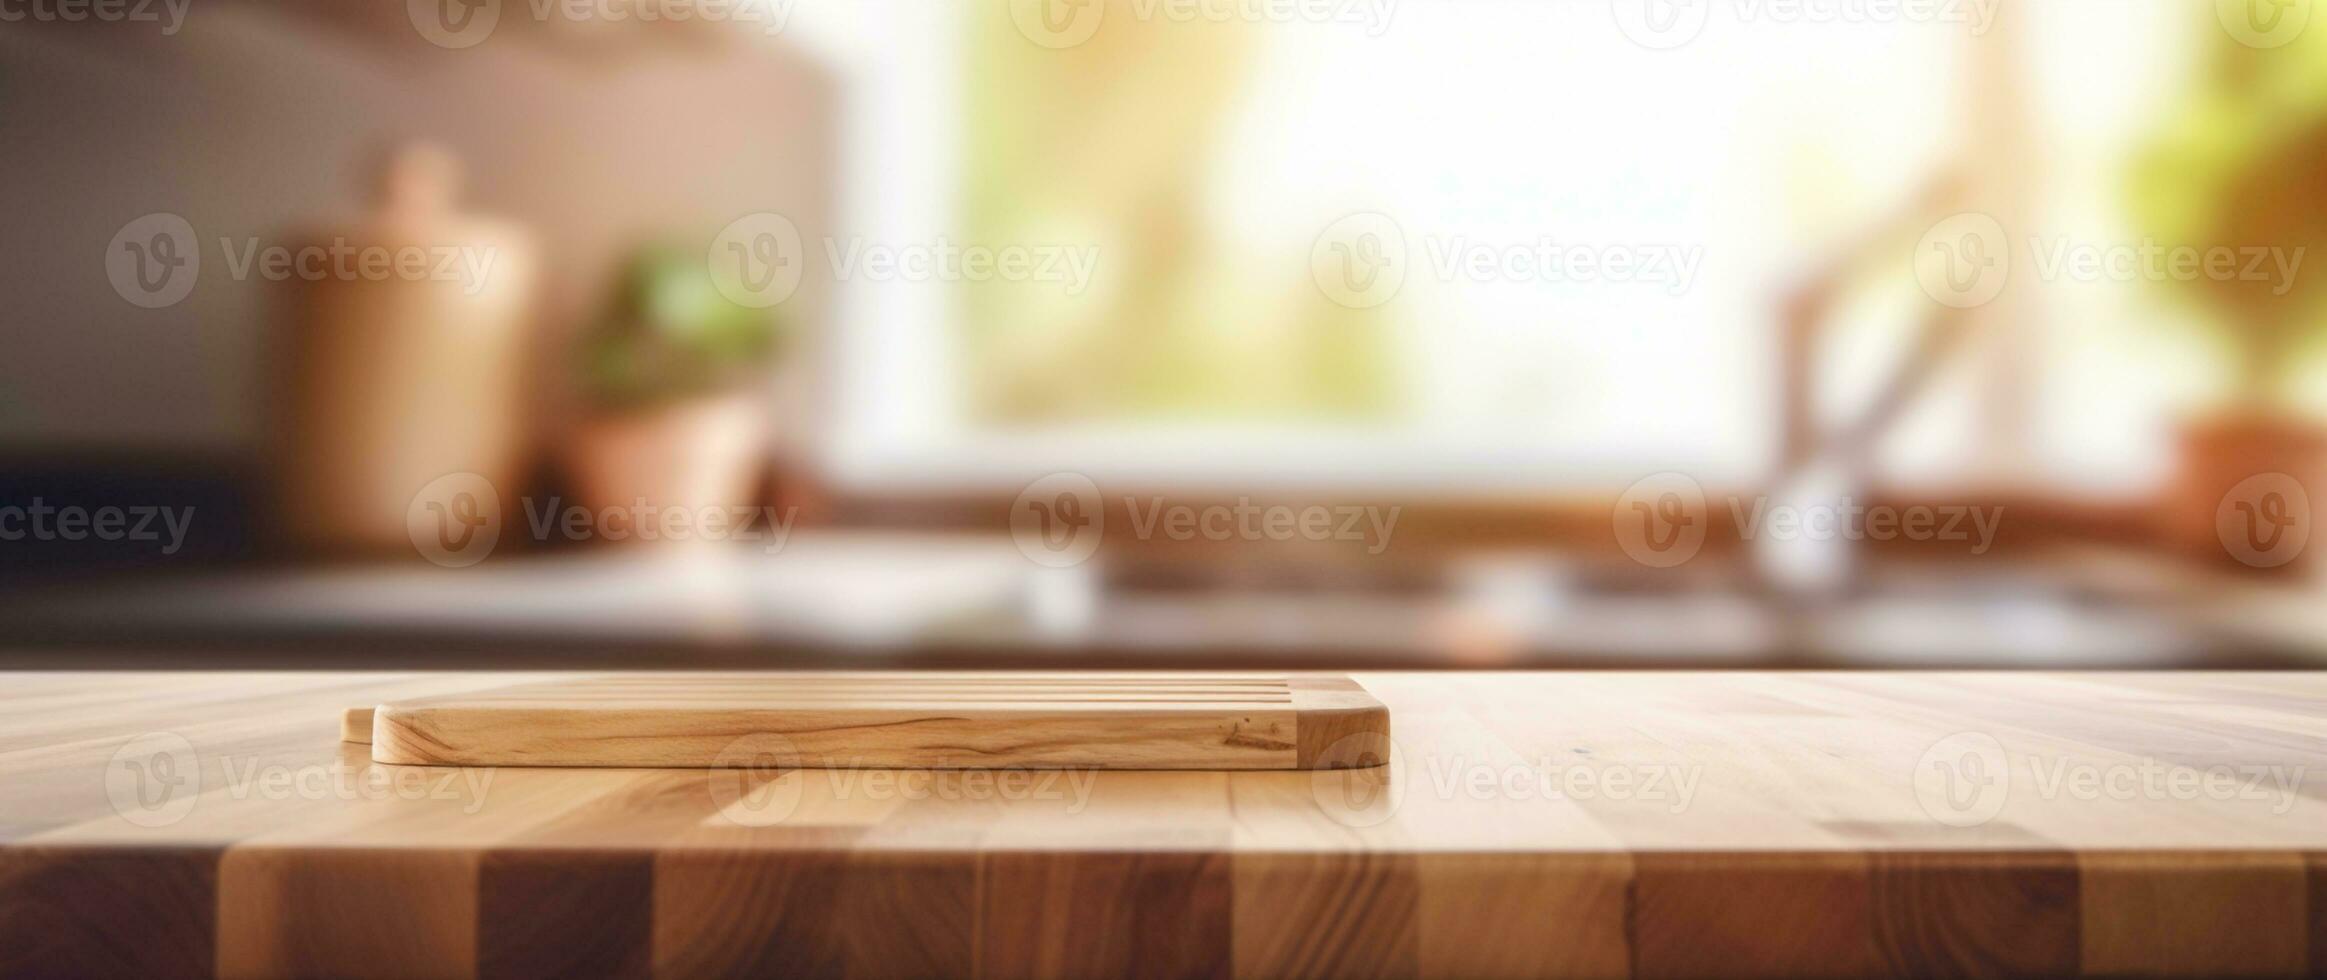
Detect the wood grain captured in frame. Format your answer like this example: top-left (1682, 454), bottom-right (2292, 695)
top-left (2077, 850), bottom-right (2311, 977)
top-left (5, 671), bottom-right (2326, 977)
top-left (0, 845), bottom-right (218, 979)
top-left (979, 850), bottom-right (1232, 979)
top-left (217, 845), bottom-right (480, 979)
top-left (1631, 851), bottom-right (1883, 978)
top-left (1414, 852), bottom-right (1631, 979)
top-left (477, 848), bottom-right (655, 979)
top-left (1234, 851), bottom-right (1419, 979)
top-left (1866, 850), bottom-right (2081, 977)
top-left (358, 674), bottom-right (1389, 771)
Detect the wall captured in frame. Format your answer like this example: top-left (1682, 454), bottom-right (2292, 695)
top-left (0, 6), bottom-right (834, 460)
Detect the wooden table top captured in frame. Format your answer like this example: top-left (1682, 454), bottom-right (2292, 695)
top-left (4, 671), bottom-right (2325, 977)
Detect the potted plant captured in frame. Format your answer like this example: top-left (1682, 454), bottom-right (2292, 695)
top-left (567, 245), bottom-right (781, 545)
top-left (2133, 20), bottom-right (2327, 571)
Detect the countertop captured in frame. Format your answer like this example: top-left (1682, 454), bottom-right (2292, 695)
top-left (5, 671), bottom-right (2326, 977)
top-left (5, 538), bottom-right (2317, 670)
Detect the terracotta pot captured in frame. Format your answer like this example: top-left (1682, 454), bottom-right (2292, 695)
top-left (565, 394), bottom-right (768, 548)
top-left (2165, 413), bottom-right (2327, 575)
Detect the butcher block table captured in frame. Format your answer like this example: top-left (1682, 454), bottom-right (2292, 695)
top-left (4, 672), bottom-right (2325, 978)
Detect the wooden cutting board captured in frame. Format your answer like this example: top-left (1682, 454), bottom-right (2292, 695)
top-left (342, 673), bottom-right (1388, 770)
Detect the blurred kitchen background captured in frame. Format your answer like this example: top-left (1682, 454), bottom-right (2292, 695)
top-left (4, 0), bottom-right (2327, 668)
